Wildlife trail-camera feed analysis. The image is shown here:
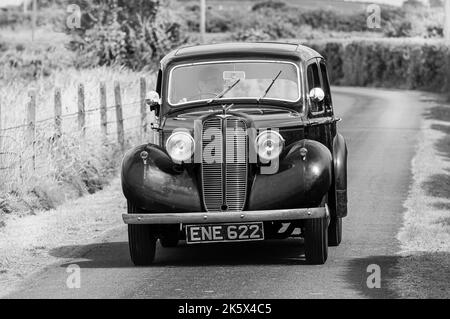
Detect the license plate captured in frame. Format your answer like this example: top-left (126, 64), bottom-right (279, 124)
top-left (185, 222), bottom-right (264, 244)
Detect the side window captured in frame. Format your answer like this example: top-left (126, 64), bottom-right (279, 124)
top-left (307, 61), bottom-right (323, 113)
top-left (307, 62), bottom-right (320, 91)
top-left (319, 62), bottom-right (332, 111)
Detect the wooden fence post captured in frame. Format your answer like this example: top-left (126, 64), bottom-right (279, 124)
top-left (99, 82), bottom-right (108, 142)
top-left (27, 90), bottom-right (36, 171)
top-left (114, 81), bottom-right (125, 152)
top-left (54, 88), bottom-right (62, 137)
top-left (140, 77), bottom-right (147, 142)
top-left (77, 83), bottom-right (86, 137)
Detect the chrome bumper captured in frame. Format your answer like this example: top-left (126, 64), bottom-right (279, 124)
top-left (122, 207), bottom-right (328, 225)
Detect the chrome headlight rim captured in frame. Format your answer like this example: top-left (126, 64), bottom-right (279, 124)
top-left (255, 130), bottom-right (284, 161)
top-left (165, 131), bottom-right (195, 162)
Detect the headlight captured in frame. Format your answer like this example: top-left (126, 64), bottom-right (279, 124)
top-left (166, 131), bottom-right (195, 162)
top-left (255, 130), bottom-right (284, 161)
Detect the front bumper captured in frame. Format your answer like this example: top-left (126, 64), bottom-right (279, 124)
top-left (122, 207), bottom-right (329, 225)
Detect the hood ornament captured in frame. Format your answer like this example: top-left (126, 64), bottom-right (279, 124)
top-left (220, 103), bottom-right (234, 117)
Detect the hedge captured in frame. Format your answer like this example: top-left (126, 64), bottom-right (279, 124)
top-left (306, 38), bottom-right (450, 93)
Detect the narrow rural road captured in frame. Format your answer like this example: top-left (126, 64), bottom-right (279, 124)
top-left (6, 87), bottom-right (425, 299)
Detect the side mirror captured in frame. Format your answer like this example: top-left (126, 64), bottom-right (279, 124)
top-left (309, 87), bottom-right (325, 103)
top-left (145, 91), bottom-right (161, 117)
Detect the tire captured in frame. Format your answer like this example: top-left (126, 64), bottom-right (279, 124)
top-left (304, 216), bottom-right (328, 265)
top-left (328, 216), bottom-right (342, 247)
top-left (128, 224), bottom-right (157, 266)
top-left (127, 201), bottom-right (156, 266)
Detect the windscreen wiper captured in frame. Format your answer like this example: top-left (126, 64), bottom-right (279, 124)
top-left (206, 78), bottom-right (241, 105)
top-left (258, 70), bottom-right (282, 103)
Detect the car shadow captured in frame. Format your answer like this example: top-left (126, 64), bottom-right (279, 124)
top-left (341, 255), bottom-right (401, 299)
top-left (49, 239), bottom-right (309, 268)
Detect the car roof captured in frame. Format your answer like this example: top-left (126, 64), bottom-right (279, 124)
top-left (160, 42), bottom-right (323, 69)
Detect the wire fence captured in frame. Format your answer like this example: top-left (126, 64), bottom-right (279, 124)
top-left (0, 77), bottom-right (154, 183)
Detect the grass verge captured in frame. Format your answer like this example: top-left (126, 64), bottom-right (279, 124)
top-left (394, 93), bottom-right (450, 298)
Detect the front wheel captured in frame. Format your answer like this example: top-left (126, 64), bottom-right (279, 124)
top-left (128, 224), bottom-right (157, 266)
top-left (127, 201), bottom-right (156, 266)
top-left (304, 216), bottom-right (328, 265)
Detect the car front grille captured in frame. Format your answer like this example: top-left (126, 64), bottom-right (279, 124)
top-left (201, 117), bottom-right (248, 212)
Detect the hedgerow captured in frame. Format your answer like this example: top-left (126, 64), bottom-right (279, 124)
top-left (307, 39), bottom-right (450, 93)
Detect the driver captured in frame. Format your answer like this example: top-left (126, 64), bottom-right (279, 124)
top-left (197, 66), bottom-right (224, 99)
top-left (178, 66), bottom-right (224, 104)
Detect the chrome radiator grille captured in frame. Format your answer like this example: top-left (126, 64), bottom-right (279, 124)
top-left (201, 118), bottom-right (223, 212)
top-left (201, 117), bottom-right (248, 212)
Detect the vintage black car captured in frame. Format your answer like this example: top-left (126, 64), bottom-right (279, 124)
top-left (121, 42), bottom-right (348, 265)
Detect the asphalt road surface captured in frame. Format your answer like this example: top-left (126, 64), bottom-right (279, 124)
top-left (7, 87), bottom-right (426, 299)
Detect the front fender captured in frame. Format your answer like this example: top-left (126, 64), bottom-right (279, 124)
top-left (247, 140), bottom-right (333, 210)
top-left (121, 144), bottom-right (202, 212)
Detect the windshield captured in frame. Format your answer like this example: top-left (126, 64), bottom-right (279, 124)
top-left (168, 61), bottom-right (300, 106)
